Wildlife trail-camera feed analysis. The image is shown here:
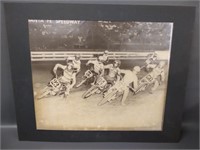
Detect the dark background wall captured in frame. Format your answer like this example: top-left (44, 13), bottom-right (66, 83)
top-left (1, 0), bottom-right (199, 149)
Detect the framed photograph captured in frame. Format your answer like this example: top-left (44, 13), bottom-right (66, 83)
top-left (5, 3), bottom-right (195, 142)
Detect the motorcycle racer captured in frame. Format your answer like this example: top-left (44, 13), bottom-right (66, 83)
top-left (149, 61), bottom-right (166, 93)
top-left (145, 52), bottom-right (158, 71)
top-left (53, 60), bottom-right (76, 97)
top-left (86, 55), bottom-right (104, 76)
top-left (119, 66), bottom-right (141, 105)
top-left (106, 66), bottom-right (141, 105)
top-left (104, 60), bottom-right (121, 84)
top-left (85, 54), bottom-right (104, 85)
top-left (65, 56), bottom-right (81, 74)
top-left (99, 50), bottom-right (109, 64)
top-left (73, 55), bottom-right (81, 74)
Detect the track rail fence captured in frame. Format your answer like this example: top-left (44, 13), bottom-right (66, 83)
top-left (31, 51), bottom-right (169, 61)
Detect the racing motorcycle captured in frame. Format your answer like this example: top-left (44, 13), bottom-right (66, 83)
top-left (82, 76), bottom-right (111, 99)
top-left (98, 70), bottom-right (162, 106)
top-left (134, 71), bottom-right (161, 94)
top-left (76, 62), bottom-right (100, 88)
top-left (36, 75), bottom-right (70, 100)
top-left (97, 81), bottom-right (125, 106)
top-left (75, 69), bottom-right (95, 88)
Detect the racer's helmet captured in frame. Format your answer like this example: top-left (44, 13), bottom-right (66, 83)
top-left (75, 55), bottom-right (81, 61)
top-left (133, 66), bottom-right (141, 73)
top-left (104, 50), bottom-right (109, 54)
top-left (98, 56), bottom-right (104, 63)
top-left (65, 56), bottom-right (75, 64)
top-left (67, 62), bottom-right (74, 70)
top-left (113, 60), bottom-right (121, 67)
top-left (152, 52), bottom-right (158, 60)
top-left (147, 52), bottom-right (158, 60)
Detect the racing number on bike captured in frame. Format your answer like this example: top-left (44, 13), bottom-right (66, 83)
top-left (85, 70), bottom-right (93, 78)
top-left (50, 78), bottom-right (61, 88)
top-left (146, 74), bottom-right (153, 82)
top-left (97, 77), bottom-right (107, 86)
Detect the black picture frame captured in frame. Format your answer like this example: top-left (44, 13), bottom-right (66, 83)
top-left (4, 3), bottom-right (195, 142)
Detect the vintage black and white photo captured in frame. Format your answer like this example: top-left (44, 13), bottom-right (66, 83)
top-left (28, 20), bottom-right (173, 131)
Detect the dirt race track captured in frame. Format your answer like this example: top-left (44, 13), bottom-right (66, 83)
top-left (32, 60), bottom-right (168, 131)
top-left (34, 83), bottom-right (167, 131)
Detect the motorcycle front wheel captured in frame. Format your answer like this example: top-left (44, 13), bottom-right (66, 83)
top-left (134, 83), bottom-right (148, 94)
top-left (36, 86), bottom-right (52, 100)
top-left (82, 86), bottom-right (99, 99)
top-left (98, 90), bottom-right (117, 106)
top-left (148, 80), bottom-right (159, 94)
top-left (76, 78), bottom-right (87, 88)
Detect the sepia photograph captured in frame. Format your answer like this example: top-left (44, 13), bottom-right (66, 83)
top-left (28, 20), bottom-right (173, 131)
